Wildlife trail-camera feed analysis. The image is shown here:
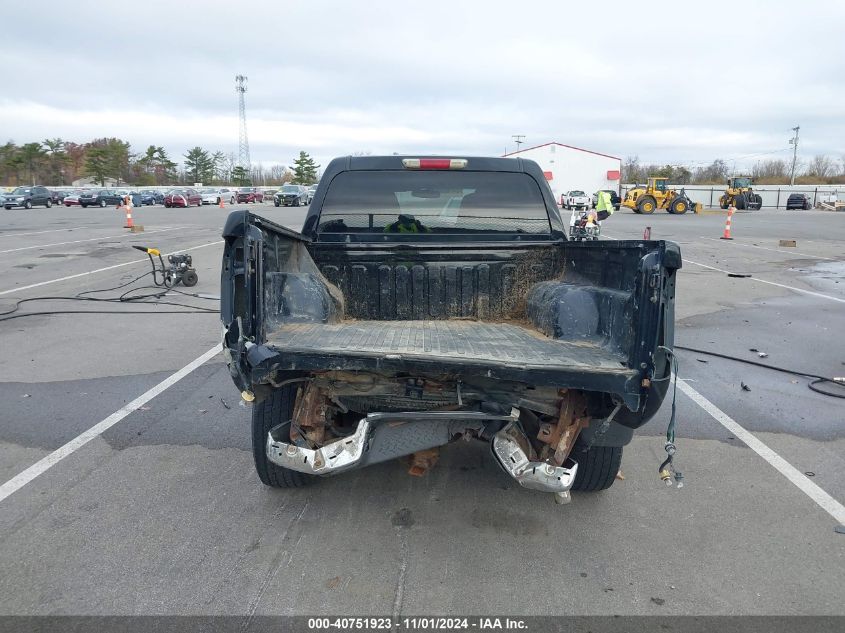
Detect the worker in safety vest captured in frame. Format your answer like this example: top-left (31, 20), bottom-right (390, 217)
top-left (383, 214), bottom-right (431, 233)
top-left (591, 190), bottom-right (615, 224)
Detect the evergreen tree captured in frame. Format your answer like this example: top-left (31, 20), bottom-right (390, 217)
top-left (292, 151), bottom-right (319, 185)
top-left (184, 146), bottom-right (215, 184)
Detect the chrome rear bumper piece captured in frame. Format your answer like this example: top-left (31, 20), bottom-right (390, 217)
top-left (491, 422), bottom-right (578, 496)
top-left (267, 409), bottom-right (520, 476)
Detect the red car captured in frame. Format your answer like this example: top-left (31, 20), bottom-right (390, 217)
top-left (164, 188), bottom-right (202, 208)
top-left (236, 187), bottom-right (264, 203)
top-left (63, 191), bottom-right (82, 206)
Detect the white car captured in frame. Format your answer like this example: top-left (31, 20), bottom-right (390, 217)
top-left (200, 188), bottom-right (224, 205)
top-left (562, 190), bottom-right (590, 210)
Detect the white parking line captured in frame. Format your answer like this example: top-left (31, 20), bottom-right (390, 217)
top-left (699, 237), bottom-right (835, 261)
top-left (602, 231), bottom-right (845, 304)
top-left (0, 345), bottom-right (221, 504)
top-left (678, 380), bottom-right (845, 524)
top-left (683, 258), bottom-right (845, 304)
top-left (0, 227), bottom-right (88, 239)
top-left (0, 226), bottom-right (186, 255)
top-left (0, 240), bottom-right (224, 296)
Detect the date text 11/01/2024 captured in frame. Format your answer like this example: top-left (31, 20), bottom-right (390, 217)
top-left (308, 617), bottom-right (528, 630)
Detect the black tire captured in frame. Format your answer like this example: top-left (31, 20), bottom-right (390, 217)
top-left (637, 195), bottom-right (657, 214)
top-left (252, 385), bottom-right (315, 488)
top-left (570, 442), bottom-right (623, 492)
top-left (165, 202), bottom-right (171, 208)
top-left (45, 199), bottom-right (52, 208)
top-left (734, 193), bottom-right (746, 210)
top-left (181, 269), bottom-right (198, 287)
top-left (230, 196), bottom-right (236, 204)
top-left (216, 197), bottom-right (221, 205)
top-left (753, 194), bottom-right (763, 209)
top-left (24, 200), bottom-right (32, 210)
top-left (670, 197), bottom-right (689, 214)
top-left (99, 199), bottom-right (106, 208)
top-left (274, 199), bottom-right (280, 207)
top-left (294, 198), bottom-right (300, 207)
top-left (81, 203), bottom-right (88, 208)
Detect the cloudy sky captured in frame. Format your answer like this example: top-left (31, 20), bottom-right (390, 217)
top-left (2, 0), bottom-right (843, 171)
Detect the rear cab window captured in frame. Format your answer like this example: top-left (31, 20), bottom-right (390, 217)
top-left (316, 170), bottom-right (552, 239)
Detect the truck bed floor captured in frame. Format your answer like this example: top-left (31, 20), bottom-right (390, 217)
top-left (266, 321), bottom-right (628, 373)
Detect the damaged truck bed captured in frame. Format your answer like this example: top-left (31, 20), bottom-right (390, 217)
top-left (221, 155), bottom-right (681, 502)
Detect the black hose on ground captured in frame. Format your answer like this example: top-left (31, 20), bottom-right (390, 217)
top-left (675, 345), bottom-right (845, 400)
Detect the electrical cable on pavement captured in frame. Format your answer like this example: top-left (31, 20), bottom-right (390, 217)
top-left (675, 345), bottom-right (845, 400)
top-left (0, 250), bottom-right (219, 322)
top-left (657, 346), bottom-right (684, 488)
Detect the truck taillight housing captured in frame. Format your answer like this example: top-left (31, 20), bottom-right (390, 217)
top-left (402, 158), bottom-right (467, 170)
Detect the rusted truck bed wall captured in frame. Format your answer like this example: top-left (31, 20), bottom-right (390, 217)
top-left (307, 242), bottom-right (566, 321)
top-left (259, 232), bottom-right (661, 369)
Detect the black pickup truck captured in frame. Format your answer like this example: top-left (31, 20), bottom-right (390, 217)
top-left (221, 155), bottom-right (681, 503)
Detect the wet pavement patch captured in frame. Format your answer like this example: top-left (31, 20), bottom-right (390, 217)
top-left (391, 508), bottom-right (415, 527)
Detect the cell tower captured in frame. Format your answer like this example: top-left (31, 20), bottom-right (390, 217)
top-left (235, 75), bottom-right (251, 170)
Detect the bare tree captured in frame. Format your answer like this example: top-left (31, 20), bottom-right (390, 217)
top-left (692, 159), bottom-right (728, 184)
top-left (752, 159), bottom-right (788, 180)
top-left (805, 155), bottom-right (835, 178)
top-left (622, 155), bottom-right (642, 183)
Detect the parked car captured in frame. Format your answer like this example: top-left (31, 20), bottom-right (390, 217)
top-left (561, 190), bottom-right (590, 210)
top-left (236, 187), bottom-right (264, 204)
top-left (274, 184), bottom-right (309, 207)
top-left (591, 189), bottom-right (621, 211)
top-left (139, 190), bottom-right (164, 205)
top-left (3, 185), bottom-right (53, 209)
top-left (79, 190), bottom-right (124, 208)
top-left (116, 190), bottom-right (143, 207)
top-left (216, 187), bottom-right (234, 204)
top-left (785, 193), bottom-right (811, 210)
top-left (307, 184), bottom-right (318, 203)
top-left (221, 154), bottom-right (681, 498)
top-left (200, 188), bottom-right (224, 205)
top-left (63, 191), bottom-right (82, 206)
top-left (164, 188), bottom-right (202, 208)
top-left (50, 190), bottom-right (68, 205)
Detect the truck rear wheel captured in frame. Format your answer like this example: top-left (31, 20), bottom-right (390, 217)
top-left (570, 442), bottom-right (623, 492)
top-left (252, 385), bottom-right (315, 488)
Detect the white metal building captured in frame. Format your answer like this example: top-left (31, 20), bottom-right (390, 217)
top-left (503, 142), bottom-right (621, 204)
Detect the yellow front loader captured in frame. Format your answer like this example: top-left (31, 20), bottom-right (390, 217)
top-left (622, 177), bottom-right (702, 214)
top-left (719, 177), bottom-right (762, 210)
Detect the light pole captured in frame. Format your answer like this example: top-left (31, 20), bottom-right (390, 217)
top-left (511, 135), bottom-right (525, 154)
top-left (788, 125), bottom-right (800, 186)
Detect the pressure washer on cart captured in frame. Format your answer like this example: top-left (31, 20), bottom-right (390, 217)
top-left (132, 246), bottom-right (199, 288)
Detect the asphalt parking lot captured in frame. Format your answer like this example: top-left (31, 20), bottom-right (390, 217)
top-left (0, 202), bottom-right (843, 617)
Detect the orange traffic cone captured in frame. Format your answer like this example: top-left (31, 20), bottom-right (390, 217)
top-left (219, 197), bottom-right (225, 209)
top-left (720, 206), bottom-right (735, 240)
top-left (122, 196), bottom-right (134, 229)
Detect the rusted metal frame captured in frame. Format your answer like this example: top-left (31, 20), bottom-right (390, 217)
top-left (536, 389), bottom-right (590, 466)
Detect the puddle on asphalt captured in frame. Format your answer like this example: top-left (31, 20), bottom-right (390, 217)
top-left (792, 261), bottom-right (845, 294)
